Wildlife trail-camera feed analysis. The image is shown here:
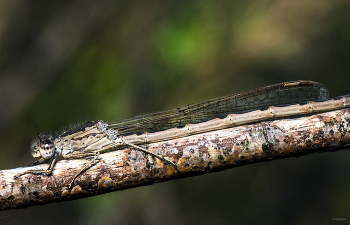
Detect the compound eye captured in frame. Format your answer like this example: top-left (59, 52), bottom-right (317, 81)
top-left (39, 141), bottom-right (55, 159)
top-left (31, 144), bottom-right (41, 158)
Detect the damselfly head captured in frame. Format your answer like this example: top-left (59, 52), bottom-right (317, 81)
top-left (31, 134), bottom-right (55, 159)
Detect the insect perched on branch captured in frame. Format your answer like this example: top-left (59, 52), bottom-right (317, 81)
top-left (14, 80), bottom-right (350, 189)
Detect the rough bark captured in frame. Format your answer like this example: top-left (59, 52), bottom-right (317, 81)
top-left (1, 108), bottom-right (350, 211)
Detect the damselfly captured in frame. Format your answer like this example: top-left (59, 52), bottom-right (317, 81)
top-left (15, 80), bottom-right (350, 188)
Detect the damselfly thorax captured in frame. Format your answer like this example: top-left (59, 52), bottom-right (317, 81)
top-left (31, 122), bottom-right (117, 159)
top-left (15, 80), bottom-right (350, 189)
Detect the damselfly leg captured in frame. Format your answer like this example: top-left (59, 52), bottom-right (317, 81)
top-left (123, 140), bottom-right (177, 167)
top-left (14, 153), bottom-right (58, 178)
top-left (62, 151), bottom-right (101, 189)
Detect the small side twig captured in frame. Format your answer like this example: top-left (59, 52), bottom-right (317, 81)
top-left (1, 109), bottom-right (350, 210)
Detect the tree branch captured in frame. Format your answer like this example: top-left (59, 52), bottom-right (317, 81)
top-left (1, 109), bottom-right (350, 210)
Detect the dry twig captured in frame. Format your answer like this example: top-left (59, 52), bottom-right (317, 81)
top-left (1, 108), bottom-right (350, 210)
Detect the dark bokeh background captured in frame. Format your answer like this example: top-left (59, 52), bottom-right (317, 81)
top-left (0, 1), bottom-right (350, 224)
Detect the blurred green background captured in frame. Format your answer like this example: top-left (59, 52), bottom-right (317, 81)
top-left (0, 0), bottom-right (350, 224)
